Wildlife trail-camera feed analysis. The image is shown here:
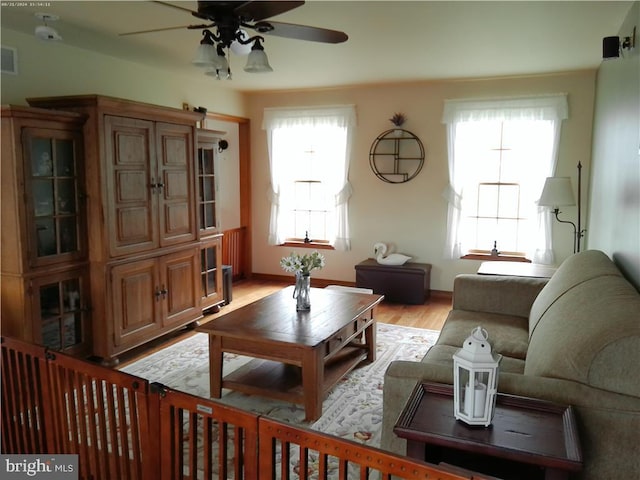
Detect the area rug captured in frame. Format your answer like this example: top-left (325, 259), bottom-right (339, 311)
top-left (120, 323), bottom-right (439, 450)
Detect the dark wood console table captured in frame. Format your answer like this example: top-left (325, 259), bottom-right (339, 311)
top-left (394, 382), bottom-right (582, 480)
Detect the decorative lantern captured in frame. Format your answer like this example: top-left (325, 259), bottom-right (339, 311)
top-left (453, 326), bottom-right (502, 426)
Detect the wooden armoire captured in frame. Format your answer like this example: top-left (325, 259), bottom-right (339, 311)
top-left (2, 95), bottom-right (224, 364)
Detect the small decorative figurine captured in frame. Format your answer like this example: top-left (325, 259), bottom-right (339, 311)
top-left (373, 242), bottom-right (411, 266)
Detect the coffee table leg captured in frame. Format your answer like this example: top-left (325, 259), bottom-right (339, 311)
top-left (209, 335), bottom-right (223, 399)
top-left (365, 319), bottom-right (377, 363)
top-left (302, 349), bottom-right (323, 421)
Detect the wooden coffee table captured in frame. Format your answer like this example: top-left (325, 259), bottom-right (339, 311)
top-left (197, 286), bottom-right (384, 421)
top-left (394, 382), bottom-right (582, 480)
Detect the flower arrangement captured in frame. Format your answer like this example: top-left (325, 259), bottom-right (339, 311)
top-left (389, 112), bottom-right (406, 127)
top-left (280, 251), bottom-right (325, 276)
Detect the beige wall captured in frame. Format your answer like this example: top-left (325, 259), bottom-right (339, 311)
top-left (588, 2), bottom-right (640, 290)
top-left (246, 71), bottom-right (597, 291)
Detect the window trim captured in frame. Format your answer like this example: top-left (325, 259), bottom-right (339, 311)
top-left (281, 240), bottom-right (335, 250)
top-left (461, 254), bottom-right (531, 263)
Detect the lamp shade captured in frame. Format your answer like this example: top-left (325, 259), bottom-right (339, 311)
top-left (244, 49), bottom-right (273, 72)
top-left (230, 29), bottom-right (252, 55)
top-left (193, 42), bottom-right (217, 67)
top-left (538, 177), bottom-right (575, 207)
top-left (244, 39), bottom-right (273, 73)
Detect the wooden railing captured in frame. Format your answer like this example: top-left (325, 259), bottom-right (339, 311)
top-left (2, 336), bottom-right (151, 480)
top-left (222, 226), bottom-right (247, 281)
top-left (1, 336), bottom-right (471, 480)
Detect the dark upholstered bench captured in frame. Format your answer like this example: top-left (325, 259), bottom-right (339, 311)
top-left (355, 259), bottom-right (431, 304)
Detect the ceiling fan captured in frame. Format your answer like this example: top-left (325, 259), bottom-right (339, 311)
top-left (121, 1), bottom-right (348, 78)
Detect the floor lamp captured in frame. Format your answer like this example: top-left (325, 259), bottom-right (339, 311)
top-left (538, 162), bottom-right (586, 253)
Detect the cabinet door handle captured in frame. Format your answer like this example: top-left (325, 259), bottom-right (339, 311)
top-left (150, 180), bottom-right (164, 193)
top-left (160, 285), bottom-right (168, 299)
top-left (155, 288), bottom-right (162, 301)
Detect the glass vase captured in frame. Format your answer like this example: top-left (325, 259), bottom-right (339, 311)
top-left (293, 272), bottom-right (311, 311)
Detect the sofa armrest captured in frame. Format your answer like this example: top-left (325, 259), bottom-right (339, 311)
top-left (497, 372), bottom-right (640, 479)
top-left (496, 372), bottom-right (640, 412)
top-left (452, 274), bottom-right (548, 318)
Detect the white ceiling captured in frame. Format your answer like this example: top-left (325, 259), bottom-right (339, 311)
top-left (1, 1), bottom-right (633, 92)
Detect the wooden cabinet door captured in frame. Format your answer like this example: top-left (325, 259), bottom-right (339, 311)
top-left (104, 115), bottom-right (158, 257)
top-left (160, 247), bottom-right (200, 328)
top-left (156, 122), bottom-right (197, 247)
top-left (111, 258), bottom-right (161, 348)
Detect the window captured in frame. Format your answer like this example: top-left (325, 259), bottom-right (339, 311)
top-left (442, 95), bottom-right (568, 264)
top-left (263, 106), bottom-right (356, 250)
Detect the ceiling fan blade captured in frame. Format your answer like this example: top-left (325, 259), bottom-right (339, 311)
top-left (233, 1), bottom-right (305, 22)
top-left (119, 24), bottom-right (212, 36)
top-left (255, 21), bottom-right (348, 44)
top-left (153, 1), bottom-right (199, 15)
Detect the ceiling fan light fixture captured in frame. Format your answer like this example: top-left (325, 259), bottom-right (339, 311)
top-left (192, 31), bottom-right (217, 67)
top-left (34, 13), bottom-right (62, 42)
top-left (204, 66), bottom-right (229, 80)
top-left (215, 45), bottom-right (229, 72)
top-left (192, 43), bottom-right (217, 67)
top-left (244, 38), bottom-right (273, 73)
top-left (203, 46), bottom-right (231, 80)
top-left (126, 1), bottom-right (347, 81)
top-left (230, 29), bottom-right (253, 56)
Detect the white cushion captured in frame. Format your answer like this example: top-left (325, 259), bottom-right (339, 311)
top-left (325, 285), bottom-right (374, 294)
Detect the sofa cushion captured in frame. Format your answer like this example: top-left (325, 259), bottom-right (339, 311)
top-left (453, 274), bottom-right (547, 319)
top-left (437, 309), bottom-right (530, 360)
top-left (525, 274), bottom-right (640, 397)
top-left (529, 250), bottom-right (622, 339)
top-left (424, 344), bottom-right (526, 374)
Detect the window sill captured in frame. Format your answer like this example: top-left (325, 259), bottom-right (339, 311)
top-left (461, 253), bottom-right (531, 263)
top-left (281, 241), bottom-right (335, 250)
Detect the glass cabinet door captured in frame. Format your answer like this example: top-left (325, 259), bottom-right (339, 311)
top-left (25, 128), bottom-right (85, 266)
top-left (197, 132), bottom-right (220, 236)
top-left (200, 236), bottom-right (222, 311)
top-left (32, 268), bottom-right (90, 356)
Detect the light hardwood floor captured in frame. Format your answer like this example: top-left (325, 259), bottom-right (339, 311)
top-left (117, 279), bottom-right (451, 366)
